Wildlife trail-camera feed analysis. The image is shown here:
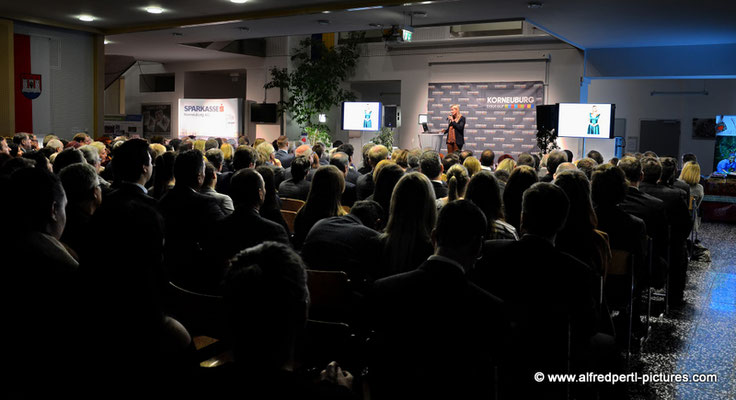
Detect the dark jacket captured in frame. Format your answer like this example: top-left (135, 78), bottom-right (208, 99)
top-left (370, 257), bottom-right (507, 399)
top-left (301, 214), bottom-right (379, 288)
top-left (274, 149), bottom-right (294, 168)
top-left (278, 178), bottom-right (311, 201)
top-left (159, 186), bottom-right (225, 290)
top-left (356, 172), bottom-right (375, 201)
top-left (431, 180), bottom-right (448, 199)
top-left (444, 115), bottom-right (466, 148)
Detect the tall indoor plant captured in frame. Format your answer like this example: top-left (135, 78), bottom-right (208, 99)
top-left (265, 33), bottom-right (363, 143)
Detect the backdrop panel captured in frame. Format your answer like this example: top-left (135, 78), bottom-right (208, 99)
top-left (427, 81), bottom-right (544, 156)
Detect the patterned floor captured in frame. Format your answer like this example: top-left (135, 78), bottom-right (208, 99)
top-left (628, 222), bottom-right (736, 400)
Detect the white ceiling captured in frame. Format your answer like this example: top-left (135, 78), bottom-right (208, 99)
top-left (4, 0), bottom-right (736, 62)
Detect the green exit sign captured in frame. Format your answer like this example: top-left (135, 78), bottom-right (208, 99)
top-left (402, 28), bottom-right (413, 42)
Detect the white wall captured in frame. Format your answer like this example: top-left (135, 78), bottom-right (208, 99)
top-left (15, 22), bottom-right (94, 140)
top-left (120, 37), bottom-right (288, 142)
top-left (343, 42), bottom-right (584, 151)
top-left (587, 79), bottom-right (734, 174)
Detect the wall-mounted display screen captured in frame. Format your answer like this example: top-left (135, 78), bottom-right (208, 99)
top-left (251, 103), bottom-right (279, 124)
top-left (557, 103), bottom-right (615, 139)
top-left (342, 102), bottom-right (382, 131)
top-left (714, 115), bottom-right (736, 174)
top-left (178, 98), bottom-right (241, 139)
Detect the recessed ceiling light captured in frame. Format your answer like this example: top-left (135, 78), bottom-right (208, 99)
top-left (104, 39), bottom-right (112, 44)
top-left (369, 23), bottom-right (383, 28)
top-left (412, 11), bottom-right (428, 17)
top-left (321, 11), bottom-right (331, 14)
top-left (230, 0), bottom-right (248, 3)
top-left (145, 6), bottom-right (164, 14)
top-left (528, 2), bottom-right (543, 8)
top-left (78, 15), bottom-right (95, 22)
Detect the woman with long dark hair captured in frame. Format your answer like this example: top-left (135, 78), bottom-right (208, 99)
top-left (502, 165), bottom-right (538, 233)
top-left (370, 163), bottom-right (405, 228)
top-left (377, 172), bottom-right (436, 278)
top-left (293, 165), bottom-right (346, 249)
top-left (465, 170), bottom-right (517, 240)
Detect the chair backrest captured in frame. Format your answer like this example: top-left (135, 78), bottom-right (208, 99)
top-left (297, 319), bottom-right (352, 370)
top-left (608, 250), bottom-right (633, 277)
top-left (281, 210), bottom-right (297, 233)
top-left (166, 281), bottom-right (227, 339)
top-left (281, 198), bottom-right (305, 212)
top-left (306, 269), bottom-right (351, 307)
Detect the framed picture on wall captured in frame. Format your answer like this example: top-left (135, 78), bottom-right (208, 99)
top-left (692, 118), bottom-right (716, 139)
top-left (142, 103), bottom-right (172, 137)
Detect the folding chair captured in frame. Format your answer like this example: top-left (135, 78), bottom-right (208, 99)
top-left (281, 210), bottom-right (297, 234)
top-left (306, 269), bottom-right (352, 323)
top-left (281, 197), bottom-right (305, 212)
top-left (641, 237), bottom-right (654, 349)
top-left (165, 282), bottom-right (230, 365)
top-left (651, 227), bottom-right (671, 316)
top-left (605, 250), bottom-right (635, 360)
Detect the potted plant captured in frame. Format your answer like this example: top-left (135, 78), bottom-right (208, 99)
top-left (373, 127), bottom-right (395, 149)
top-left (536, 127), bottom-right (559, 155)
top-left (265, 32), bottom-right (364, 142)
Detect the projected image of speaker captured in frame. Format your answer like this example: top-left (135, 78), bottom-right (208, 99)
top-left (384, 105), bottom-right (401, 128)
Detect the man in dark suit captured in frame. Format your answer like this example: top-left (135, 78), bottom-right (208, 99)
top-left (159, 150), bottom-right (225, 291)
top-left (638, 157), bottom-right (691, 305)
top-left (329, 151), bottom-right (357, 207)
top-left (356, 144), bottom-right (388, 200)
top-left (370, 200), bottom-right (507, 399)
top-left (540, 150), bottom-right (568, 182)
top-left (208, 169), bottom-right (290, 283)
top-left (418, 150), bottom-right (447, 198)
top-left (618, 156), bottom-right (670, 288)
top-left (273, 135), bottom-right (294, 168)
top-left (278, 155), bottom-right (311, 200)
top-left (336, 143), bottom-right (361, 184)
top-left (471, 182), bottom-right (605, 399)
top-left (216, 145), bottom-right (258, 196)
top-left (301, 200), bottom-right (382, 290)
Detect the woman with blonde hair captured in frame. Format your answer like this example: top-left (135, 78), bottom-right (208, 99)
top-left (679, 161), bottom-right (703, 233)
top-left (193, 139), bottom-right (206, 153)
top-left (436, 164), bottom-right (469, 209)
top-left (149, 143), bottom-right (166, 160)
top-left (496, 158), bottom-right (516, 175)
top-left (392, 149), bottom-right (409, 170)
top-left (463, 156), bottom-right (481, 177)
top-left (293, 165), bottom-right (347, 249)
top-left (377, 172), bottom-right (436, 277)
top-left (255, 142), bottom-right (281, 167)
top-left (221, 143), bottom-right (234, 171)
